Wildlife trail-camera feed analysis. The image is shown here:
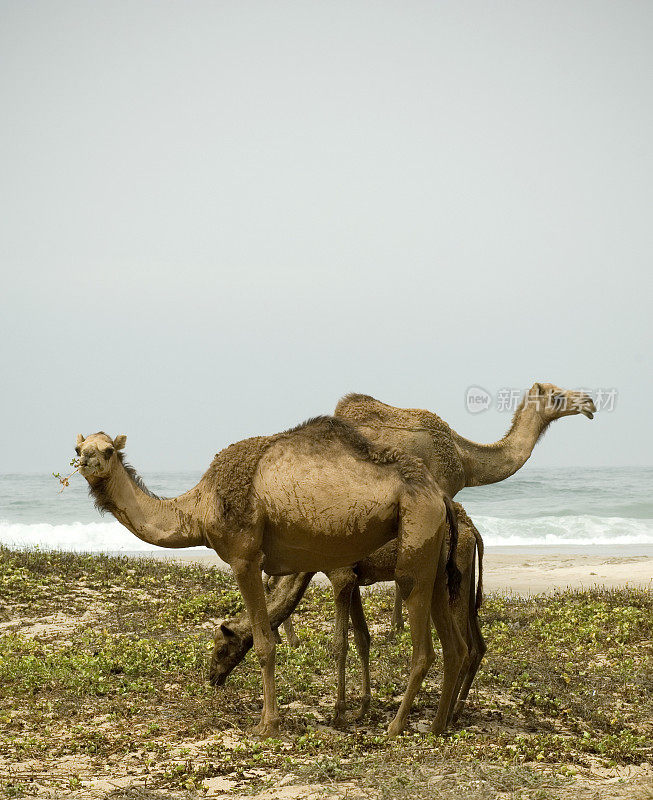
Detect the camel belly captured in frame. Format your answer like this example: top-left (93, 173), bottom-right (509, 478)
top-left (260, 513), bottom-right (397, 574)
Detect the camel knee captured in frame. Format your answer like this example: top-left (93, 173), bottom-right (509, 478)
top-left (395, 572), bottom-right (414, 601)
top-left (411, 643), bottom-right (435, 679)
top-left (413, 653), bottom-right (434, 681)
top-left (253, 634), bottom-right (275, 668)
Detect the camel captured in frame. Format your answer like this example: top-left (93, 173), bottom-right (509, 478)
top-left (210, 382), bottom-right (594, 719)
top-left (211, 502), bottom-right (485, 727)
top-left (336, 382), bottom-right (596, 498)
top-left (337, 381), bottom-right (596, 624)
top-left (75, 416), bottom-right (465, 738)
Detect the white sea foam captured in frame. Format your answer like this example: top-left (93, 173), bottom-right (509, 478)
top-left (0, 520), bottom-right (203, 552)
top-left (0, 515), bottom-right (652, 553)
top-left (474, 515), bottom-right (653, 546)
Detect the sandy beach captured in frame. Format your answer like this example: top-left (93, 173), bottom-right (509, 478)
top-left (140, 544), bottom-right (653, 595)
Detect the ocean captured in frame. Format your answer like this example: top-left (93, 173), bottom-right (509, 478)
top-left (0, 467), bottom-right (651, 552)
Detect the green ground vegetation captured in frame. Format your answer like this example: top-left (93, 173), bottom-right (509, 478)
top-left (0, 547), bottom-right (651, 799)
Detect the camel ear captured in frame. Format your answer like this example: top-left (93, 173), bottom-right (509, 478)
top-left (532, 383), bottom-right (543, 396)
top-left (219, 622), bottom-right (236, 638)
top-left (76, 434), bottom-right (85, 446)
top-left (114, 435), bottom-right (127, 451)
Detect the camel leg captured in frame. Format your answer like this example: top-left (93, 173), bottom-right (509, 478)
top-left (429, 571), bottom-right (467, 735)
top-left (387, 575), bottom-right (435, 737)
top-left (329, 568), bottom-right (357, 728)
top-left (232, 560), bottom-right (279, 738)
top-left (349, 584), bottom-right (372, 721)
top-left (264, 575), bottom-right (283, 644)
top-left (452, 533), bottom-right (486, 721)
top-left (447, 545), bottom-right (474, 723)
top-left (391, 583), bottom-right (404, 632)
top-left (453, 607), bottom-right (486, 721)
top-left (387, 497), bottom-right (442, 739)
top-left (282, 617), bottom-right (301, 648)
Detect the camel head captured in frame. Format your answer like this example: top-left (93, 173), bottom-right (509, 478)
top-left (75, 432), bottom-right (127, 479)
top-left (526, 383), bottom-right (596, 422)
top-left (209, 618), bottom-right (252, 686)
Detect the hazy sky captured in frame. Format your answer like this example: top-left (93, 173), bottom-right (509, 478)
top-left (1, 1), bottom-right (651, 474)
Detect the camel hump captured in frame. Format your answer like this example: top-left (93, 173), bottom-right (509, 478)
top-left (281, 415), bottom-right (429, 488)
top-left (336, 393), bottom-right (451, 437)
top-left (335, 392), bottom-right (390, 424)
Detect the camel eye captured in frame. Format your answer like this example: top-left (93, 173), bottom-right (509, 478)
top-left (75, 446), bottom-right (81, 456)
top-left (104, 447), bottom-right (114, 459)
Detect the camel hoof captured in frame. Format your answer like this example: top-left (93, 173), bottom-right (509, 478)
top-left (387, 720), bottom-right (404, 739)
top-left (332, 701), bottom-right (349, 729)
top-left (430, 719), bottom-right (447, 736)
top-left (252, 720), bottom-right (280, 739)
top-left (287, 636), bottom-right (301, 649)
top-left (451, 700), bottom-right (465, 723)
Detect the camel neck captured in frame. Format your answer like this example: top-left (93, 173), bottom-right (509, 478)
top-left (453, 399), bottom-right (549, 487)
top-left (90, 459), bottom-right (211, 548)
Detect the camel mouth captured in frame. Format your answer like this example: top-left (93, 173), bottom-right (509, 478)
top-left (79, 463), bottom-right (99, 477)
top-left (576, 395), bottom-right (596, 420)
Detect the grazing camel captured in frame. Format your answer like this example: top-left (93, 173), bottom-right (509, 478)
top-left (76, 417), bottom-right (464, 737)
top-left (211, 502), bottom-right (485, 726)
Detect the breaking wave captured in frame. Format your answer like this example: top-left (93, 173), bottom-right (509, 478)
top-left (0, 515), bottom-right (652, 553)
top-left (0, 520), bottom-right (203, 552)
top-left (474, 515), bottom-right (653, 546)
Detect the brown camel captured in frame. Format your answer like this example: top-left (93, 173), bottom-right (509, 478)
top-left (336, 382), bottom-right (596, 497)
top-left (210, 382), bottom-right (594, 720)
top-left (211, 502), bottom-right (485, 727)
top-left (337, 381), bottom-right (595, 624)
top-left (75, 417), bottom-right (464, 737)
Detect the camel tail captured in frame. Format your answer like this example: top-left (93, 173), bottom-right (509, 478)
top-left (472, 524), bottom-right (484, 613)
top-left (444, 495), bottom-right (461, 604)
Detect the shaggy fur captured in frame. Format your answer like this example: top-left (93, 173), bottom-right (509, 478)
top-left (89, 452), bottom-right (159, 516)
top-left (204, 435), bottom-right (273, 527)
top-left (281, 415), bottom-right (429, 488)
top-left (204, 416), bottom-right (431, 531)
